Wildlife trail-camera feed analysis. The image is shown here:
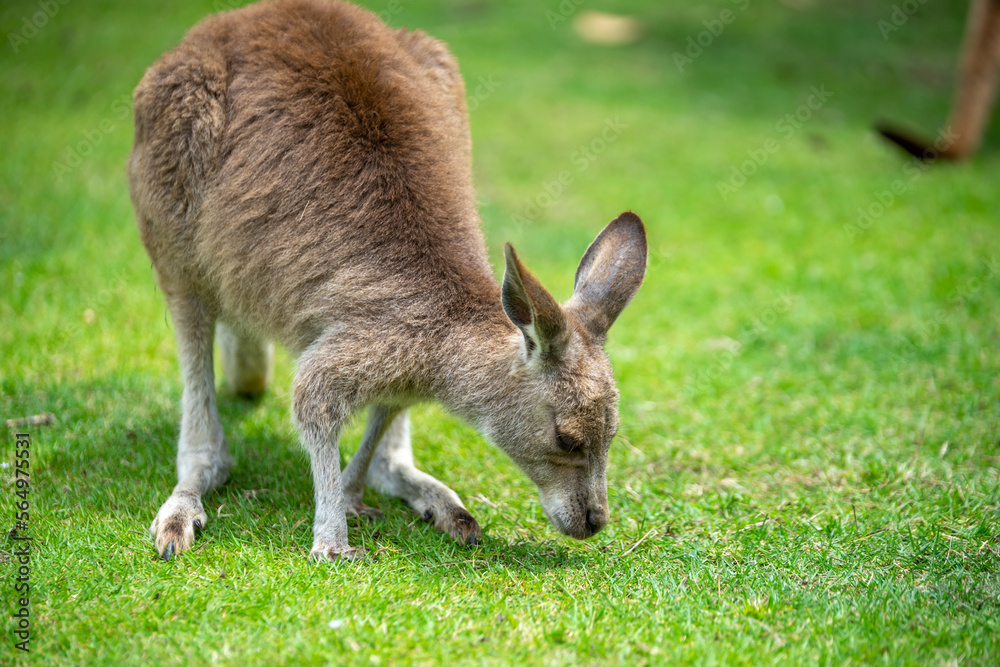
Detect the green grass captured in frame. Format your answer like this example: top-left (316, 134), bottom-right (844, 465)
top-left (2, 0), bottom-right (999, 664)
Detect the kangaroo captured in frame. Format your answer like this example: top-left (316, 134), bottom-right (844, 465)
top-left (877, 0), bottom-right (1000, 160)
top-left (128, 0), bottom-right (647, 562)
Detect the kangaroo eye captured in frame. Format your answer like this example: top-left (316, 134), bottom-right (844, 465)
top-left (556, 432), bottom-right (581, 453)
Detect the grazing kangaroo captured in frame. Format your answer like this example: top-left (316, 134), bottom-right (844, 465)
top-left (877, 0), bottom-right (1000, 160)
top-left (128, 0), bottom-right (647, 562)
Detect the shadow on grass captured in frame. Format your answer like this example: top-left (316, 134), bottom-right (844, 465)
top-left (348, 497), bottom-right (589, 573)
top-left (32, 375), bottom-right (276, 481)
top-left (34, 375), bottom-right (586, 572)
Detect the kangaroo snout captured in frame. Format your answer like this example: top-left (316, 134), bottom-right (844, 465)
top-left (586, 506), bottom-right (610, 536)
top-left (544, 501), bottom-right (607, 540)
top-left (538, 486), bottom-right (610, 539)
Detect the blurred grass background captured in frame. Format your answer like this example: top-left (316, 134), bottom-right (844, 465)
top-left (1, 0), bottom-right (998, 664)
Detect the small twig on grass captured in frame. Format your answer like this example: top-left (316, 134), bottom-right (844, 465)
top-left (803, 510), bottom-right (824, 531)
top-left (470, 493), bottom-right (498, 508)
top-left (6, 413), bottom-right (56, 428)
top-left (853, 527), bottom-right (889, 542)
top-left (739, 517), bottom-right (770, 532)
top-left (622, 527), bottom-right (657, 556)
top-left (618, 436), bottom-right (646, 458)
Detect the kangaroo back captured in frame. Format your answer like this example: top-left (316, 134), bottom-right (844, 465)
top-left (129, 0), bottom-right (494, 353)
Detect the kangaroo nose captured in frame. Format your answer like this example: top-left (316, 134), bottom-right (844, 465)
top-left (585, 508), bottom-right (607, 536)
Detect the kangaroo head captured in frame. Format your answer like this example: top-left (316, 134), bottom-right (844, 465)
top-left (485, 211), bottom-right (647, 539)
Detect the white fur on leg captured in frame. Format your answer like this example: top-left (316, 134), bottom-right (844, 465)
top-left (297, 419), bottom-right (362, 562)
top-left (341, 405), bottom-right (401, 517)
top-left (153, 295), bottom-right (231, 559)
top-left (366, 411), bottom-right (480, 545)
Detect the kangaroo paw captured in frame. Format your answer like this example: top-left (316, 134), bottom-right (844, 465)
top-left (309, 544), bottom-right (367, 563)
top-left (345, 496), bottom-right (383, 523)
top-left (422, 505), bottom-right (481, 546)
top-left (150, 492), bottom-right (208, 560)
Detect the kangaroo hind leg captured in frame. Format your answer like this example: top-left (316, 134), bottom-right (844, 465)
top-left (366, 410), bottom-right (481, 546)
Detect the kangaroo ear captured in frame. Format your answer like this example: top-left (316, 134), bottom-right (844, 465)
top-left (567, 211), bottom-right (648, 341)
top-left (502, 244), bottom-right (569, 362)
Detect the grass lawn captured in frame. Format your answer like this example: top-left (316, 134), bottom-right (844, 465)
top-left (2, 0), bottom-right (999, 664)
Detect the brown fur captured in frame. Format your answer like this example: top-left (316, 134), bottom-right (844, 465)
top-left (129, 0), bottom-right (647, 562)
